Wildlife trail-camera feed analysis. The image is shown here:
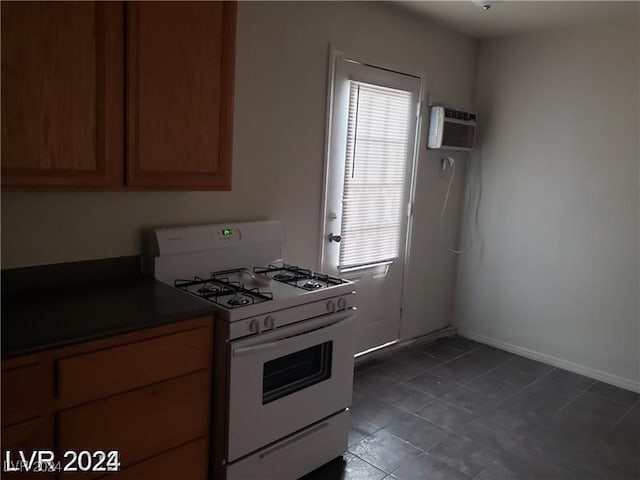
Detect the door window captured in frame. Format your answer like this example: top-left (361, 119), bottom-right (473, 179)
top-left (339, 81), bottom-right (414, 270)
top-left (321, 57), bottom-right (420, 275)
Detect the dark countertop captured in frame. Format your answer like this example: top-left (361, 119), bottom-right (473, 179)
top-left (1, 257), bottom-right (217, 359)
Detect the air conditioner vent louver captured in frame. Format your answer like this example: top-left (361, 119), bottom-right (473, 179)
top-left (428, 106), bottom-right (477, 151)
top-left (444, 108), bottom-right (476, 122)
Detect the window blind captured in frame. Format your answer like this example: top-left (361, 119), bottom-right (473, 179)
top-left (339, 81), bottom-right (413, 270)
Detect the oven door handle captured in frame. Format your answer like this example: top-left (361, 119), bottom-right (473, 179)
top-left (232, 309), bottom-right (355, 357)
top-left (233, 340), bottom-right (289, 357)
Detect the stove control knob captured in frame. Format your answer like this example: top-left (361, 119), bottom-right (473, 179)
top-left (264, 315), bottom-right (275, 330)
top-left (249, 319), bottom-right (261, 334)
top-left (337, 297), bottom-right (347, 310)
top-left (326, 300), bottom-right (336, 313)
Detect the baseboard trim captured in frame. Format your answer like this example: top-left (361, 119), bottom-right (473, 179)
top-left (355, 325), bottom-right (456, 367)
top-left (457, 329), bottom-right (640, 393)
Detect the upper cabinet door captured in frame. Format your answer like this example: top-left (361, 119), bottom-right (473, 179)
top-left (1, 2), bottom-right (124, 189)
top-left (126, 2), bottom-right (236, 190)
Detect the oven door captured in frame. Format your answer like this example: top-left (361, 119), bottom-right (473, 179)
top-left (226, 308), bottom-right (356, 462)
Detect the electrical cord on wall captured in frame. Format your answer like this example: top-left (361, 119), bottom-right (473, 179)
top-left (440, 156), bottom-right (474, 254)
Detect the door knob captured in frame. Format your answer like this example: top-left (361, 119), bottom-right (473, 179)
top-left (328, 233), bottom-right (342, 243)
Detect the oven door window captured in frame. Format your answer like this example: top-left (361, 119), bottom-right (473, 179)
top-left (262, 341), bottom-right (333, 404)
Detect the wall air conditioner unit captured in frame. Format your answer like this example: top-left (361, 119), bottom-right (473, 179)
top-left (427, 106), bottom-right (477, 151)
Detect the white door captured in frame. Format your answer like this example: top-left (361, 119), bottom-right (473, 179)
top-left (321, 56), bottom-right (421, 354)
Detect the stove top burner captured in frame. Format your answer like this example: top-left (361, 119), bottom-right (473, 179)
top-left (175, 273), bottom-right (273, 309)
top-left (273, 273), bottom-right (296, 282)
top-left (198, 285), bottom-right (220, 295)
top-left (254, 264), bottom-right (346, 291)
top-left (227, 295), bottom-right (251, 306)
top-left (175, 264), bottom-right (348, 309)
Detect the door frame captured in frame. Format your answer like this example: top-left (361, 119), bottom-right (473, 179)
top-left (318, 47), bottom-right (426, 346)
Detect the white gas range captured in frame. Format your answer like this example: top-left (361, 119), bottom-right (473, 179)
top-left (149, 220), bottom-right (357, 480)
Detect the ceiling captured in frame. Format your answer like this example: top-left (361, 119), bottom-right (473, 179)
top-left (396, 1), bottom-right (639, 39)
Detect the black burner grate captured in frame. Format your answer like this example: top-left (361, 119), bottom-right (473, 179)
top-left (175, 273), bottom-right (273, 308)
top-left (253, 263), bottom-right (346, 291)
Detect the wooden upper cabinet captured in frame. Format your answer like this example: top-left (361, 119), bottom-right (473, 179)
top-left (1, 1), bottom-right (236, 191)
top-left (1, 2), bottom-right (124, 189)
top-left (126, 1), bottom-right (236, 190)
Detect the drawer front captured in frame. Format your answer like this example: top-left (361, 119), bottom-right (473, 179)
top-left (57, 326), bottom-right (212, 407)
top-left (1, 361), bottom-right (48, 426)
top-left (226, 410), bottom-right (349, 480)
top-left (96, 438), bottom-right (208, 480)
top-left (2, 417), bottom-right (53, 450)
top-left (58, 371), bottom-right (210, 470)
top-left (2, 417), bottom-right (55, 480)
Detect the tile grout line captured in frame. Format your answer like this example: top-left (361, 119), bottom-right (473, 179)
top-left (424, 357), bottom-right (554, 415)
top-left (611, 396), bottom-right (640, 429)
top-left (376, 342), bottom-right (590, 424)
top-left (368, 341), bottom-right (639, 412)
top-left (346, 449), bottom-right (403, 478)
top-left (583, 384), bottom-right (640, 409)
top-left (553, 376), bottom-right (605, 416)
top-left (378, 344), bottom-right (555, 473)
top-left (488, 363), bottom-right (595, 416)
top-left (371, 349), bottom-right (479, 393)
top-left (400, 354), bottom-right (543, 421)
top-left (411, 364), bottom-right (567, 452)
top-left (392, 345), bottom-right (512, 397)
top-left (470, 459), bottom-right (499, 480)
top-left (380, 427), bottom-right (430, 454)
top-left (350, 428), bottom-right (431, 477)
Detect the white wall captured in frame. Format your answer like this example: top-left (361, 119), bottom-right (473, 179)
top-left (1, 2), bottom-right (476, 340)
top-left (454, 18), bottom-right (640, 387)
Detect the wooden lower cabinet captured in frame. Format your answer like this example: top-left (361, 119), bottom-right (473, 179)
top-left (96, 438), bottom-right (209, 480)
top-left (1, 317), bottom-right (213, 479)
top-left (1, 358), bottom-right (49, 427)
top-left (2, 418), bottom-right (53, 451)
top-left (59, 371), bottom-right (210, 467)
top-left (57, 326), bottom-right (212, 408)
top-left (1, 418), bottom-right (55, 480)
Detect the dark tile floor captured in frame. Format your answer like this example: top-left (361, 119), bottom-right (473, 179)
top-left (302, 336), bottom-right (640, 480)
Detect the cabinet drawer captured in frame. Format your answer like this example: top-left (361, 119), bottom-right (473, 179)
top-left (1, 361), bottom-right (48, 426)
top-left (226, 410), bottom-right (349, 480)
top-left (57, 326), bottom-right (211, 407)
top-left (58, 371), bottom-right (210, 469)
top-left (2, 417), bottom-right (52, 450)
top-left (96, 438), bottom-right (208, 480)
top-left (2, 417), bottom-right (55, 480)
